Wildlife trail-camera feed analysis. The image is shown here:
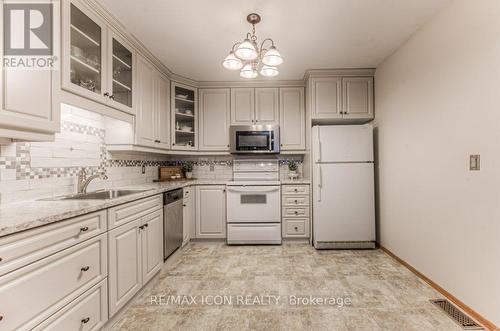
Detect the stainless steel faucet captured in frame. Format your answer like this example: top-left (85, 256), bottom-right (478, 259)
top-left (77, 169), bottom-right (108, 194)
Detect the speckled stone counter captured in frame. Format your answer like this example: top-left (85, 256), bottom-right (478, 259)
top-left (0, 180), bottom-right (227, 238)
top-left (280, 179), bottom-right (311, 184)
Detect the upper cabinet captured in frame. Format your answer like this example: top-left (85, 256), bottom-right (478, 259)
top-left (280, 87), bottom-right (305, 151)
top-left (0, 0), bottom-right (60, 141)
top-left (135, 55), bottom-right (170, 149)
top-left (308, 72), bottom-right (374, 123)
top-left (230, 88), bottom-right (279, 125)
top-left (199, 89), bottom-right (230, 151)
top-left (255, 88), bottom-right (279, 125)
top-left (62, 0), bottom-right (135, 114)
top-left (342, 77), bottom-right (374, 119)
top-left (171, 82), bottom-right (198, 150)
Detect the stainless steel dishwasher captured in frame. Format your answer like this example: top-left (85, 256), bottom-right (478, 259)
top-left (164, 189), bottom-right (183, 260)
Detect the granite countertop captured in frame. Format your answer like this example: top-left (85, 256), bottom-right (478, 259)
top-left (0, 180), bottom-right (226, 238)
top-left (280, 179), bottom-right (311, 184)
top-left (0, 178), bottom-right (311, 238)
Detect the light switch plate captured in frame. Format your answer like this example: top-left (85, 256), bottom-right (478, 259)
top-left (470, 154), bottom-right (480, 171)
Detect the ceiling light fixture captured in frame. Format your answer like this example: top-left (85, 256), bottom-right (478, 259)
top-left (222, 13), bottom-right (283, 79)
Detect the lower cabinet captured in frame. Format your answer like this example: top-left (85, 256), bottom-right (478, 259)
top-left (183, 187), bottom-right (195, 245)
top-left (282, 184), bottom-right (311, 238)
top-left (108, 208), bottom-right (163, 317)
top-left (195, 185), bottom-right (226, 239)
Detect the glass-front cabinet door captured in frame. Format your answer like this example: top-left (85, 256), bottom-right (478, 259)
top-left (171, 83), bottom-right (198, 150)
top-left (108, 32), bottom-right (134, 112)
top-left (63, 1), bottom-right (106, 101)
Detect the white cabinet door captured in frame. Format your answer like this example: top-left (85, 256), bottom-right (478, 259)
top-left (196, 186), bottom-right (226, 239)
top-left (141, 209), bottom-right (163, 285)
top-left (279, 87), bottom-right (305, 151)
top-left (62, 0), bottom-right (108, 104)
top-left (107, 30), bottom-right (135, 114)
top-left (342, 77), bottom-right (374, 119)
top-left (108, 218), bottom-right (142, 317)
top-left (230, 88), bottom-right (254, 125)
top-left (183, 187), bottom-right (194, 244)
top-left (155, 73), bottom-right (171, 149)
top-left (0, 0), bottom-right (59, 140)
top-left (199, 89), bottom-right (230, 151)
top-left (255, 88), bottom-right (279, 125)
top-left (310, 77), bottom-right (342, 119)
top-left (135, 56), bottom-right (156, 147)
top-left (171, 82), bottom-right (198, 150)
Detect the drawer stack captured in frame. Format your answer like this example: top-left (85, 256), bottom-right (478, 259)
top-left (282, 184), bottom-right (310, 238)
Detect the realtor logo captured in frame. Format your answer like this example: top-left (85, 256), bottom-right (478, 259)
top-left (4, 3), bottom-right (53, 56)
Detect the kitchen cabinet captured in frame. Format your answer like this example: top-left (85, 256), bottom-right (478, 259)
top-left (195, 185), bottom-right (226, 239)
top-left (0, 0), bottom-right (59, 141)
top-left (255, 88), bottom-right (279, 124)
top-left (141, 209), bottom-right (164, 285)
top-left (183, 187), bottom-right (195, 245)
top-left (62, 0), bottom-right (136, 114)
top-left (230, 88), bottom-right (279, 125)
top-left (108, 196), bottom-right (163, 316)
top-left (342, 77), bottom-right (374, 119)
top-left (282, 184), bottom-right (310, 238)
top-left (310, 77), bottom-right (343, 120)
top-left (171, 82), bottom-right (198, 150)
top-left (199, 89), bottom-right (231, 151)
top-left (279, 87), bottom-right (305, 151)
top-left (135, 55), bottom-right (170, 149)
top-left (309, 74), bottom-right (374, 122)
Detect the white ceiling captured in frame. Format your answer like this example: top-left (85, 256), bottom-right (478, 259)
top-left (97, 0), bottom-right (451, 81)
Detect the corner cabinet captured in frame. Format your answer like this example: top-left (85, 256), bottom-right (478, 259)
top-left (62, 0), bottom-right (135, 114)
top-left (280, 87), bottom-right (305, 151)
top-left (195, 186), bottom-right (226, 239)
top-left (199, 89), bottom-right (230, 151)
top-left (135, 55), bottom-right (170, 149)
top-left (171, 82), bottom-right (198, 150)
top-left (0, 0), bottom-right (60, 141)
top-left (308, 74), bottom-right (374, 123)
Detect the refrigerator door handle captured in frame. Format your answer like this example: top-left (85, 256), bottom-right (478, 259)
top-left (317, 165), bottom-right (322, 202)
top-left (317, 142), bottom-right (322, 162)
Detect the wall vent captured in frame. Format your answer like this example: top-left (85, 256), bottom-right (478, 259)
top-left (430, 299), bottom-right (483, 330)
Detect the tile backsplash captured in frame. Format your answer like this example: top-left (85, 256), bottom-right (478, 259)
top-left (0, 104), bottom-right (304, 204)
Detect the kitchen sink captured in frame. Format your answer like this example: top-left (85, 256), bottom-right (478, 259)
top-left (40, 189), bottom-right (152, 201)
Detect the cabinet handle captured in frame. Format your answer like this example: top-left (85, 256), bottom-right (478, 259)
top-left (80, 226), bottom-right (89, 232)
top-left (0, 257), bottom-right (3, 262)
top-left (183, 204), bottom-right (186, 207)
top-left (109, 95), bottom-right (115, 100)
top-left (294, 200), bottom-right (298, 204)
top-left (139, 225), bottom-right (144, 230)
top-left (0, 315), bottom-right (3, 321)
top-left (294, 189), bottom-right (298, 192)
top-left (144, 223), bottom-right (149, 228)
top-left (81, 266), bottom-right (90, 272)
top-left (294, 226), bottom-right (298, 231)
top-left (294, 211), bottom-right (298, 215)
top-left (81, 317), bottom-right (90, 324)
top-left (104, 92), bottom-right (109, 97)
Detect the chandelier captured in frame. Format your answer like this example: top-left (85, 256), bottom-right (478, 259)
top-left (222, 13), bottom-right (283, 79)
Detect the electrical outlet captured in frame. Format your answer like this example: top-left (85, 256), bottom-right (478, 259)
top-left (469, 154), bottom-right (480, 171)
top-left (209, 164), bottom-right (215, 172)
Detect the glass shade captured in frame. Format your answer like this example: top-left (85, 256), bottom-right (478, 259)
top-left (222, 51), bottom-right (243, 70)
top-left (262, 46), bottom-right (283, 66)
top-left (235, 39), bottom-right (258, 61)
top-left (260, 65), bottom-right (279, 77)
top-left (240, 64), bottom-right (258, 79)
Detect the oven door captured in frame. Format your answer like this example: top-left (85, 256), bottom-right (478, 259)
top-left (226, 186), bottom-right (281, 223)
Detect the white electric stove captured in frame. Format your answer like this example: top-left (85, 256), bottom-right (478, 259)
top-left (226, 160), bottom-right (282, 245)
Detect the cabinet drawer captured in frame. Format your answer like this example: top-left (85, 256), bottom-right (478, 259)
top-left (282, 195), bottom-right (309, 206)
top-left (0, 234), bottom-right (107, 331)
top-left (282, 207), bottom-right (310, 218)
top-left (282, 185), bottom-right (310, 195)
top-left (108, 194), bottom-right (162, 229)
top-left (33, 279), bottom-right (108, 331)
top-left (283, 218), bottom-right (308, 237)
top-left (0, 210), bottom-right (106, 276)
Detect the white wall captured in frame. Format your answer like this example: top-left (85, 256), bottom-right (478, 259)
top-left (374, 0), bottom-right (500, 326)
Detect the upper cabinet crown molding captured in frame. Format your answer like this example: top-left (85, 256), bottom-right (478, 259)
top-left (303, 68), bottom-right (376, 81)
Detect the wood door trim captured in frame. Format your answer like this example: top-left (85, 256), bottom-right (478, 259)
top-left (379, 245), bottom-right (498, 331)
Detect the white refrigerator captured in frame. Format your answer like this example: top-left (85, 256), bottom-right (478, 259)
top-left (312, 125), bottom-right (376, 249)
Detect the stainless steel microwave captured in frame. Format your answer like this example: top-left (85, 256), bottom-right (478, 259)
top-left (230, 125), bottom-right (280, 154)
